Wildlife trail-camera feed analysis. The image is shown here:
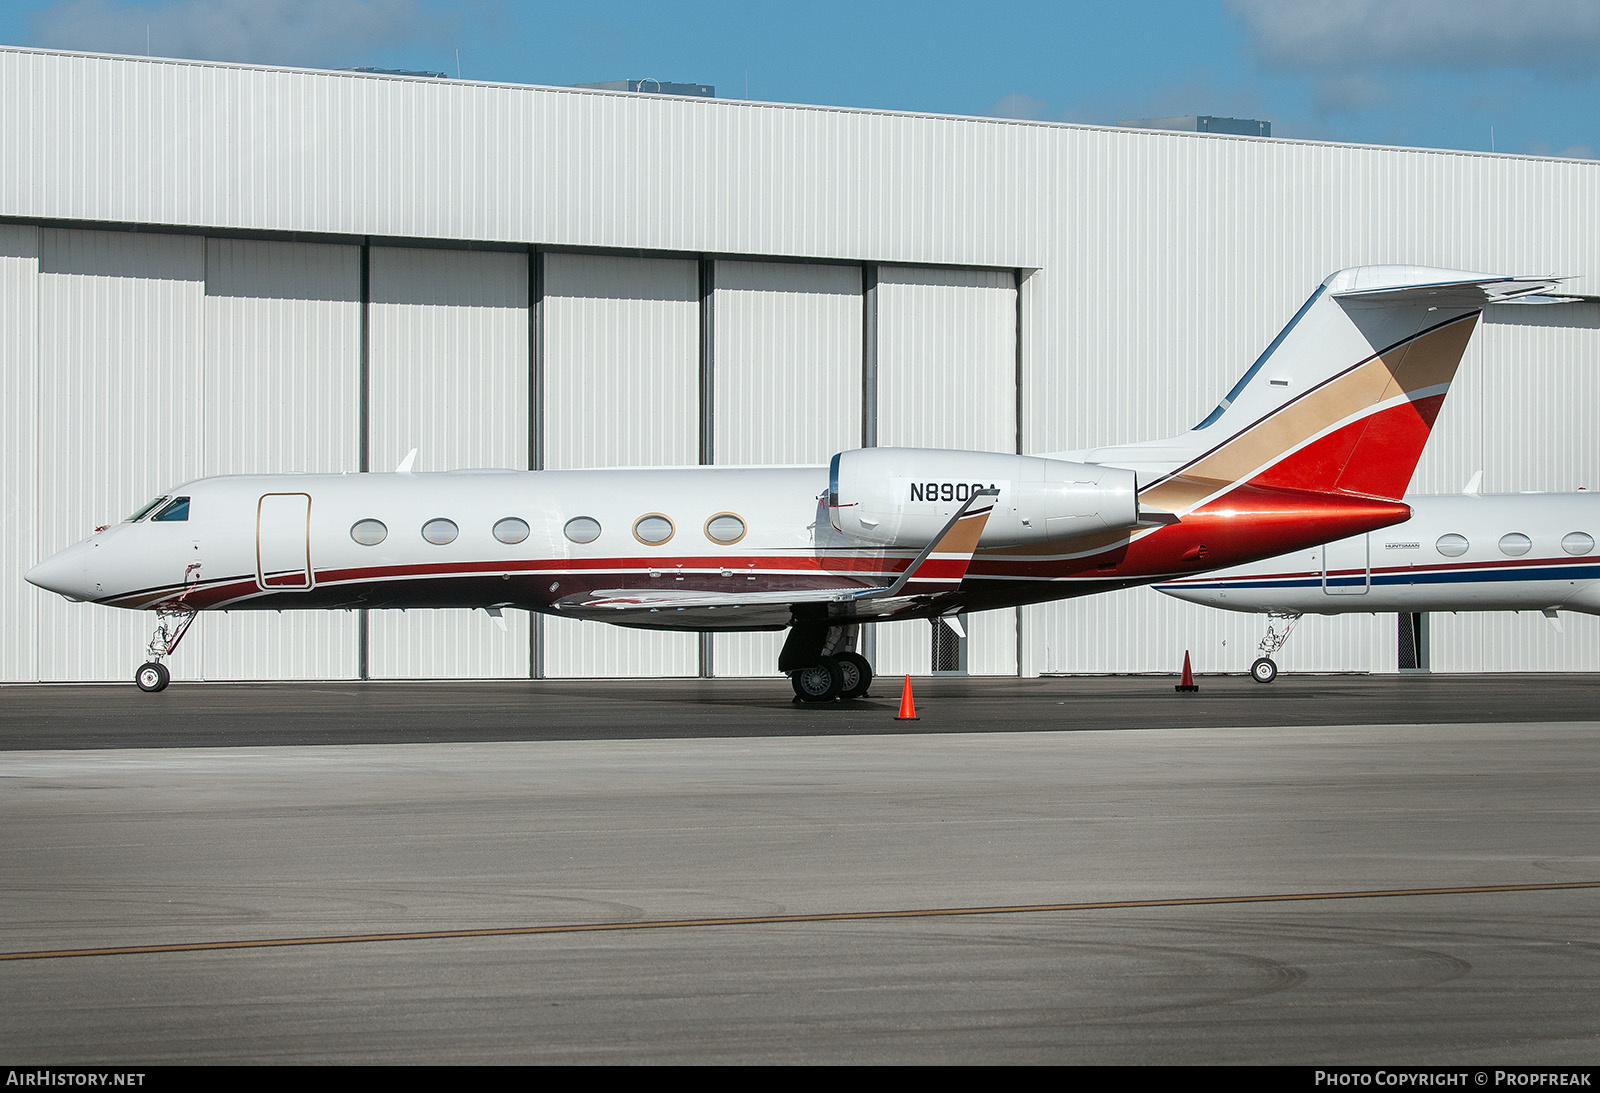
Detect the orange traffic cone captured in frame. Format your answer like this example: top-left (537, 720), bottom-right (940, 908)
top-left (896, 675), bottom-right (920, 720)
top-left (1175, 650), bottom-right (1199, 692)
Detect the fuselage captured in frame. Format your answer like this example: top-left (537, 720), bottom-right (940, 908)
top-left (25, 463), bottom-right (1412, 629)
top-left (1155, 492), bottom-right (1600, 616)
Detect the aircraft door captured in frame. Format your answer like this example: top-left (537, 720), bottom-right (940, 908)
top-left (1322, 533), bottom-right (1369, 596)
top-left (257, 493), bottom-right (314, 591)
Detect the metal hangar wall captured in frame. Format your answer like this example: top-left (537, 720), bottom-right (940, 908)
top-left (1, 46), bottom-right (1597, 682)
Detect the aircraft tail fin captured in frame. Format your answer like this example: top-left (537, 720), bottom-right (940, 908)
top-left (1133, 266), bottom-right (1556, 513)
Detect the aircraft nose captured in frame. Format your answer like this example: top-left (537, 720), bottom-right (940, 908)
top-left (26, 543), bottom-right (93, 601)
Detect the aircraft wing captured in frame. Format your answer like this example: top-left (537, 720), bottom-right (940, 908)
top-left (551, 488), bottom-right (1000, 627)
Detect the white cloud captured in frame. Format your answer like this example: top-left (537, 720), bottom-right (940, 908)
top-left (1227, 0), bottom-right (1600, 80)
top-left (30, 0), bottom-right (454, 69)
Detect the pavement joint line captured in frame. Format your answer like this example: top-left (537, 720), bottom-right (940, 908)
top-left (4, 880), bottom-right (1596, 962)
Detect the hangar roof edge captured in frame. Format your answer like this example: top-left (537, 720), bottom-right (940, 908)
top-left (1, 44), bottom-right (1594, 168)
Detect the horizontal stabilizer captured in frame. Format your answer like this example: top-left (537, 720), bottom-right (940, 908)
top-left (1327, 267), bottom-right (1560, 304)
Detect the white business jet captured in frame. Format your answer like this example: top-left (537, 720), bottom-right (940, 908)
top-left (27, 266), bottom-right (1556, 696)
top-left (1157, 483), bottom-right (1600, 681)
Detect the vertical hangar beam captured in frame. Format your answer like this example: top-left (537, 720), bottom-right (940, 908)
top-left (529, 245), bottom-right (546, 679)
top-left (358, 240), bottom-right (371, 680)
top-left (699, 257), bottom-right (715, 678)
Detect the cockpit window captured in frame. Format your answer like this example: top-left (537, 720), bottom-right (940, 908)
top-left (152, 497), bottom-right (191, 522)
top-left (128, 497), bottom-right (169, 522)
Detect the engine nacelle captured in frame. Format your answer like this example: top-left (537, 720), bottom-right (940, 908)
top-left (827, 448), bottom-right (1140, 548)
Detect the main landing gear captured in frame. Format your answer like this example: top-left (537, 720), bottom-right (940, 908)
top-left (782, 623), bottom-right (873, 703)
top-left (1249, 613), bottom-right (1301, 684)
top-left (135, 605), bottom-right (197, 693)
top-left (789, 651), bottom-right (874, 702)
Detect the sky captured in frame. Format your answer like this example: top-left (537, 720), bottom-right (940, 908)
top-left (0, 0), bottom-right (1595, 159)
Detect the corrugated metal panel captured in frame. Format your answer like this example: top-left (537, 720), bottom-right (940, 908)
top-left (543, 253), bottom-right (698, 677)
top-left (542, 616), bottom-right (698, 680)
top-left (1430, 611), bottom-right (1599, 674)
top-left (965, 608), bottom-right (1020, 677)
top-left (194, 238), bottom-right (361, 680)
top-left (875, 265), bottom-right (1017, 676)
top-left (366, 246), bottom-right (530, 679)
top-left (710, 259), bottom-right (861, 677)
top-left (876, 266), bottom-right (1016, 450)
top-left (35, 229), bottom-right (206, 682)
top-left (711, 260), bottom-right (862, 463)
top-left (712, 631), bottom-right (786, 682)
top-left (0, 225), bottom-right (38, 681)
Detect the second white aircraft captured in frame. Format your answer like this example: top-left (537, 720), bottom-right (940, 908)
top-left (1157, 487), bottom-right (1600, 681)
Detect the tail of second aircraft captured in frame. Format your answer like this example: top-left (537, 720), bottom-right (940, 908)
top-left (1083, 266), bottom-right (1557, 516)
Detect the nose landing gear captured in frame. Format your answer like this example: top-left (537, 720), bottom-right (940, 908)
top-left (1249, 613), bottom-right (1301, 684)
top-left (135, 604), bottom-right (197, 693)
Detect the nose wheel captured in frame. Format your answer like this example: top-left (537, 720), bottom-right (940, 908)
top-left (136, 662), bottom-right (171, 692)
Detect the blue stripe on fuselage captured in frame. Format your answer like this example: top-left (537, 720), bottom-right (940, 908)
top-left (1160, 561), bottom-right (1600, 593)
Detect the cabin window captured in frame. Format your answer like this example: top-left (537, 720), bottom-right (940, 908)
top-left (704, 513), bottom-right (747, 545)
top-left (564, 517), bottom-right (602, 544)
top-left (1435, 534), bottom-right (1469, 557)
top-left (1562, 532), bottom-right (1594, 556)
top-left (152, 497), bottom-right (190, 522)
top-left (128, 497), bottom-right (168, 522)
top-left (422, 518), bottom-right (459, 546)
top-left (633, 514), bottom-right (675, 545)
top-left (350, 519), bottom-right (387, 546)
top-left (493, 517), bottom-right (531, 545)
top-left (1498, 532), bottom-right (1532, 557)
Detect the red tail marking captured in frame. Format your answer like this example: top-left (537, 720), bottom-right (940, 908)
top-left (1249, 394), bottom-right (1446, 502)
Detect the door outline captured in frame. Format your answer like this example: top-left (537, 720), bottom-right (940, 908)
top-left (256, 492), bottom-right (314, 591)
top-left (1322, 533), bottom-right (1370, 596)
